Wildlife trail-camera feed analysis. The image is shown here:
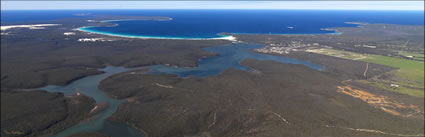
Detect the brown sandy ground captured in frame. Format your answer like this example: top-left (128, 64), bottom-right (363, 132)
top-left (337, 85), bottom-right (423, 118)
top-left (1, 90), bottom-right (96, 137)
top-left (99, 59), bottom-right (424, 137)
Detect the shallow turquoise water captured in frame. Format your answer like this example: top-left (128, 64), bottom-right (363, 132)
top-left (41, 44), bottom-right (322, 137)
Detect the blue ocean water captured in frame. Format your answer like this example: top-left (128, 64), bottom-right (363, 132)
top-left (2, 10), bottom-right (424, 38)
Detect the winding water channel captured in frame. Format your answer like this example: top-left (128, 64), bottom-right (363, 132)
top-left (41, 43), bottom-right (322, 137)
top-left (41, 67), bottom-right (146, 137)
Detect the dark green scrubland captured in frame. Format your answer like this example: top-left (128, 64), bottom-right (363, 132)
top-left (1, 90), bottom-right (96, 137)
top-left (99, 59), bottom-right (423, 137)
top-left (1, 27), bottom-right (227, 88)
top-left (1, 16), bottom-right (229, 137)
top-left (1, 17), bottom-right (424, 137)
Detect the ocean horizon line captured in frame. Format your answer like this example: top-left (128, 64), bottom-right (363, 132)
top-left (2, 9), bottom-right (425, 12)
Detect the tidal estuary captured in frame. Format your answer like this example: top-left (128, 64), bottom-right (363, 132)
top-left (42, 43), bottom-right (322, 137)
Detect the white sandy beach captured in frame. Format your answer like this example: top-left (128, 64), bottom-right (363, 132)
top-left (77, 26), bottom-right (238, 41)
top-left (1, 24), bottom-right (60, 31)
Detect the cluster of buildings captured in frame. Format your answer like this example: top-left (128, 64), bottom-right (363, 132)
top-left (354, 44), bottom-right (377, 49)
top-left (255, 41), bottom-right (316, 54)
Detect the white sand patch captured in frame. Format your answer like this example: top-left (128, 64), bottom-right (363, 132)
top-left (77, 38), bottom-right (114, 42)
top-left (89, 106), bottom-right (98, 113)
top-left (212, 36), bottom-right (237, 41)
top-left (1, 24), bottom-right (60, 31)
top-left (155, 83), bottom-right (173, 88)
top-left (64, 32), bottom-right (76, 35)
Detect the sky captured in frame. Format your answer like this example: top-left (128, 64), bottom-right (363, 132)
top-left (1, 1), bottom-right (424, 11)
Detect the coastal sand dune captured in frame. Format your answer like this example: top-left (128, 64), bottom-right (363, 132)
top-left (1, 24), bottom-right (60, 31)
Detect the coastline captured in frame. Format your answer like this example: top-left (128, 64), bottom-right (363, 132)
top-left (228, 30), bottom-right (341, 36)
top-left (76, 18), bottom-right (343, 41)
top-left (77, 26), bottom-right (237, 41)
top-left (77, 25), bottom-right (339, 41)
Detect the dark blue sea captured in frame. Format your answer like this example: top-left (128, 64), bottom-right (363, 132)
top-left (2, 10), bottom-right (424, 38)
